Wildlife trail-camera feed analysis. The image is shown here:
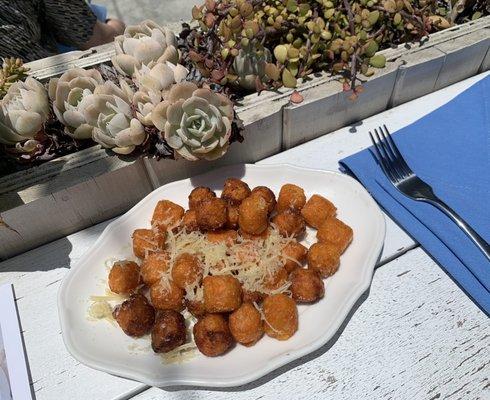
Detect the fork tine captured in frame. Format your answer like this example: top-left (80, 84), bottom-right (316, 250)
top-left (377, 127), bottom-right (406, 181)
top-left (369, 131), bottom-right (397, 183)
top-left (382, 125), bottom-right (411, 176)
top-left (373, 128), bottom-right (402, 182)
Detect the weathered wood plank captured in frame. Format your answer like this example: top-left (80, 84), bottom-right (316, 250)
top-left (0, 160), bottom-right (153, 259)
top-left (434, 27), bottom-right (489, 90)
top-left (389, 47), bottom-right (446, 107)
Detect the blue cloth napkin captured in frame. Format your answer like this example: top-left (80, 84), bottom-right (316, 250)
top-left (340, 76), bottom-right (490, 315)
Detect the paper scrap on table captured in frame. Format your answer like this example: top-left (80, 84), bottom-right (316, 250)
top-left (0, 284), bottom-right (32, 400)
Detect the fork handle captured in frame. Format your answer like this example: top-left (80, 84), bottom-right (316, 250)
top-left (424, 199), bottom-right (490, 262)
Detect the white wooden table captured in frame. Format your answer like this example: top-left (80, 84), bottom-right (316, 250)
top-left (1, 72), bottom-right (488, 400)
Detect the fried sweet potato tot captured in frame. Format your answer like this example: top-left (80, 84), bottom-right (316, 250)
top-left (229, 303), bottom-right (264, 346)
top-left (276, 184), bottom-right (306, 213)
top-left (282, 241), bottom-right (308, 273)
top-left (207, 230), bottom-right (238, 247)
top-left (272, 210), bottom-right (306, 238)
top-left (150, 281), bottom-right (185, 312)
top-left (290, 268), bottom-right (324, 303)
top-left (307, 242), bottom-right (341, 278)
top-left (171, 253), bottom-right (203, 289)
top-left (193, 314), bottom-right (234, 357)
top-left (251, 186), bottom-right (276, 214)
top-left (151, 310), bottom-right (186, 353)
top-left (221, 178), bottom-right (251, 205)
top-left (226, 204), bottom-right (239, 229)
top-left (203, 275), bottom-right (242, 313)
top-left (189, 187), bottom-right (216, 210)
top-left (140, 251), bottom-right (169, 286)
top-left (132, 228), bottom-right (166, 259)
top-left (263, 294), bottom-right (298, 340)
top-left (185, 299), bottom-right (206, 318)
top-left (263, 267), bottom-right (288, 292)
top-left (113, 294), bottom-right (155, 337)
top-left (238, 194), bottom-right (269, 235)
top-left (151, 200), bottom-right (184, 232)
top-left (301, 194), bottom-right (337, 229)
top-left (316, 217), bottom-right (353, 253)
top-left (196, 198), bottom-right (228, 231)
top-left (181, 210), bottom-right (199, 232)
top-left (108, 260), bottom-right (140, 295)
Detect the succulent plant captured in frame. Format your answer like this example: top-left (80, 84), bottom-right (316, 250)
top-left (86, 80), bottom-right (147, 154)
top-left (151, 82), bottom-right (234, 161)
top-left (0, 58), bottom-right (30, 100)
top-left (0, 77), bottom-right (49, 152)
top-left (182, 0), bottom-right (476, 93)
top-left (48, 68), bottom-right (105, 139)
top-left (232, 43), bottom-right (272, 90)
top-left (112, 20), bottom-right (179, 77)
top-left (133, 61), bottom-right (188, 95)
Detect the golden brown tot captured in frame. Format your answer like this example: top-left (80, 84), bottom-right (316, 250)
top-left (150, 281), bottom-right (185, 312)
top-left (221, 178), bottom-right (251, 205)
top-left (290, 268), bottom-right (325, 303)
top-left (316, 217), bottom-right (353, 253)
top-left (188, 187), bottom-right (216, 210)
top-left (196, 198), bottom-right (228, 231)
top-left (132, 228), bottom-right (166, 259)
top-left (307, 242), bottom-right (341, 278)
top-left (251, 186), bottom-right (276, 214)
top-left (263, 294), bottom-right (298, 340)
top-left (272, 210), bottom-right (306, 238)
top-left (108, 260), bottom-right (140, 295)
top-left (140, 252), bottom-right (169, 286)
top-left (151, 200), bottom-right (185, 232)
top-left (229, 303), bottom-right (264, 346)
top-left (301, 194), bottom-right (337, 229)
top-left (238, 194), bottom-right (269, 235)
top-left (113, 294), bottom-right (155, 337)
top-left (193, 314), bottom-right (234, 357)
top-left (282, 241), bottom-right (308, 273)
top-left (276, 184), bottom-right (306, 213)
top-left (181, 210), bottom-right (199, 232)
top-left (171, 253), bottom-right (203, 289)
top-left (203, 275), bottom-right (242, 313)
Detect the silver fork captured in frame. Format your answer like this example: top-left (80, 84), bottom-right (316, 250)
top-left (369, 125), bottom-right (490, 262)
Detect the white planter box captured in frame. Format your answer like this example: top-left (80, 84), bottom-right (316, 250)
top-left (0, 17), bottom-right (488, 259)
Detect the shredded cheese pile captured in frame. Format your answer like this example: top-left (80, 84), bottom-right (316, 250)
top-left (159, 226), bottom-right (297, 303)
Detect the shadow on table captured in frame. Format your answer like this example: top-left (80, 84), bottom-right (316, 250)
top-left (158, 286), bottom-right (372, 395)
top-left (0, 237), bottom-right (72, 273)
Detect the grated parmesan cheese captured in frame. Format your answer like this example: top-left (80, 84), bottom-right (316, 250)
top-left (163, 225), bottom-right (296, 301)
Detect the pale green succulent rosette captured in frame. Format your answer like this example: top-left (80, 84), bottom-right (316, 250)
top-left (112, 20), bottom-right (179, 77)
top-left (152, 82), bottom-right (234, 161)
top-left (88, 81), bottom-right (146, 155)
top-left (48, 68), bottom-right (105, 139)
top-left (0, 77), bottom-right (49, 152)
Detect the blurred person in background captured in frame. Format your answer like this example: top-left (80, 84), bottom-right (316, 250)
top-left (0, 0), bottom-right (125, 62)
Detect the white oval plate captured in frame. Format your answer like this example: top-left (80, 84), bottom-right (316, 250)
top-left (58, 163), bottom-right (385, 388)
